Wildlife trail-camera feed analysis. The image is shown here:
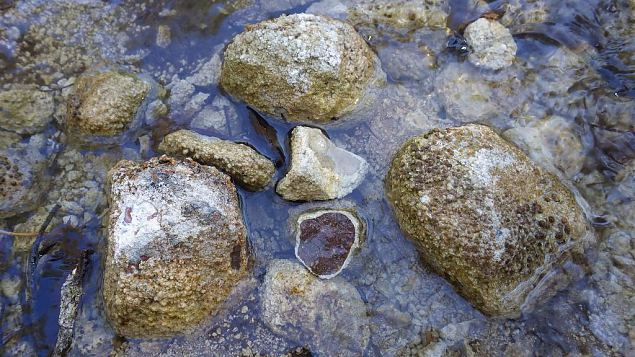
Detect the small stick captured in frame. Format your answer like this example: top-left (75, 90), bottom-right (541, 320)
top-left (0, 229), bottom-right (40, 237)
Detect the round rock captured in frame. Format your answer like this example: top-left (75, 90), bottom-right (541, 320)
top-left (464, 18), bottom-right (517, 70)
top-left (220, 13), bottom-right (378, 122)
top-left (261, 259), bottom-right (370, 356)
top-left (103, 156), bottom-right (250, 338)
top-left (0, 87), bottom-right (54, 134)
top-left (67, 70), bottom-right (151, 140)
top-left (295, 209), bottom-right (363, 279)
top-left (385, 124), bottom-right (592, 317)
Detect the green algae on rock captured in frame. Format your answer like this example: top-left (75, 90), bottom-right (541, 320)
top-left (158, 129), bottom-right (275, 191)
top-left (220, 13), bottom-right (378, 123)
top-left (385, 124), bottom-right (592, 317)
top-left (67, 70), bottom-right (150, 139)
top-left (103, 156), bottom-right (250, 338)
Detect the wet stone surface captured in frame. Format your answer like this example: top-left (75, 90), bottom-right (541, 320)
top-left (295, 210), bottom-right (361, 278)
top-left (0, 0), bottom-right (634, 355)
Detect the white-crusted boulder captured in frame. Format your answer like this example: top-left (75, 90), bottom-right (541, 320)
top-left (103, 156), bottom-right (250, 338)
top-left (220, 14), bottom-right (378, 122)
top-left (277, 126), bottom-right (368, 201)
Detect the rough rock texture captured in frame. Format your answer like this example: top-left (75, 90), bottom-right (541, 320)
top-left (435, 62), bottom-right (509, 123)
top-left (0, 133), bottom-right (58, 218)
top-left (0, 87), bottom-right (54, 134)
top-left (103, 156), bottom-right (250, 338)
top-left (464, 18), bottom-right (517, 70)
top-left (67, 70), bottom-right (150, 138)
top-left (261, 259), bottom-right (370, 356)
top-left (220, 13), bottom-right (378, 122)
top-left (295, 209), bottom-right (363, 279)
top-left (158, 130), bottom-right (275, 191)
top-left (277, 126), bottom-right (368, 201)
top-left (385, 124), bottom-right (592, 317)
top-left (189, 95), bottom-right (239, 135)
top-left (347, 0), bottom-right (448, 30)
top-left (504, 116), bottom-right (587, 178)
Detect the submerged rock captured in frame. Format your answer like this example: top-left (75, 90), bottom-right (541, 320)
top-left (0, 134), bottom-right (58, 219)
top-left (385, 124), bottom-right (592, 317)
top-left (347, 0), bottom-right (448, 30)
top-left (0, 87), bottom-right (54, 134)
top-left (435, 63), bottom-right (502, 123)
top-left (220, 13), bottom-right (378, 122)
top-left (158, 129), bottom-right (275, 191)
top-left (66, 70), bottom-right (151, 140)
top-left (503, 116), bottom-right (587, 178)
top-left (277, 126), bottom-right (368, 201)
top-left (464, 18), bottom-right (517, 70)
top-left (261, 259), bottom-right (370, 356)
top-left (295, 209), bottom-right (363, 279)
top-left (103, 156), bottom-right (250, 338)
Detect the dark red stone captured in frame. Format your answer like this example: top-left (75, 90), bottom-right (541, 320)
top-left (297, 212), bottom-right (356, 277)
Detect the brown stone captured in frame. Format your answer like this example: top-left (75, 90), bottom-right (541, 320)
top-left (295, 210), bottom-right (363, 279)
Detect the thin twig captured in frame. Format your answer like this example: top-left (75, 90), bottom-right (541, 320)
top-left (0, 229), bottom-right (40, 237)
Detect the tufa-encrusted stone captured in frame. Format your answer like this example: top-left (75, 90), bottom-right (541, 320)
top-left (67, 70), bottom-right (150, 137)
top-left (158, 129), bottom-right (275, 191)
top-left (464, 18), bottom-right (517, 70)
top-left (0, 87), bottom-right (54, 134)
top-left (220, 14), bottom-right (378, 122)
top-left (103, 156), bottom-right (250, 338)
top-left (385, 124), bottom-right (592, 317)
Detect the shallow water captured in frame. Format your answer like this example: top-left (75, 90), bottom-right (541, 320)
top-left (0, 0), bottom-right (634, 356)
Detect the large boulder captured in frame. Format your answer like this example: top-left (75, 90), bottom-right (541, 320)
top-left (261, 259), bottom-right (370, 356)
top-left (159, 129), bottom-right (275, 191)
top-left (385, 124), bottom-right (592, 317)
top-left (103, 156), bottom-right (250, 338)
top-left (277, 126), bottom-right (368, 201)
top-left (67, 70), bottom-right (151, 140)
top-left (220, 14), bottom-right (378, 122)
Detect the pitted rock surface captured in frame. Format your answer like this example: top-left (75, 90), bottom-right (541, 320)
top-left (220, 13), bottom-right (378, 122)
top-left (159, 129), bottom-right (275, 191)
top-left (385, 124), bottom-right (592, 317)
top-left (295, 210), bottom-right (362, 278)
top-left (103, 156), bottom-right (249, 338)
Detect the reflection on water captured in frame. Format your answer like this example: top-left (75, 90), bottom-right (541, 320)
top-left (0, 0), bottom-right (634, 355)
